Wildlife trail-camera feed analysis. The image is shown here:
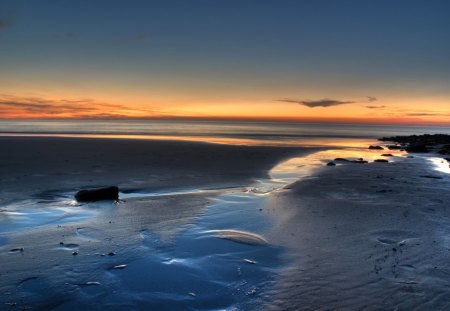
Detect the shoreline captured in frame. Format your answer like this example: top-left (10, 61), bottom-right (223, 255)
top-left (264, 147), bottom-right (450, 310)
top-left (0, 136), bottom-right (317, 206)
top-left (0, 136), bottom-right (321, 310)
top-left (1, 135), bottom-right (450, 309)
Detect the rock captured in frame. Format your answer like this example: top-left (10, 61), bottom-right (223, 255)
top-left (379, 134), bottom-right (450, 145)
top-left (351, 160), bottom-right (368, 164)
top-left (420, 175), bottom-right (443, 179)
top-left (75, 186), bottom-right (119, 202)
top-left (379, 134), bottom-right (450, 153)
top-left (406, 144), bottom-right (429, 153)
top-left (334, 158), bottom-right (349, 162)
top-left (326, 162), bottom-right (336, 166)
top-left (369, 145), bottom-right (384, 150)
top-left (381, 153), bottom-right (393, 157)
top-left (374, 159), bottom-right (389, 163)
top-left (9, 248), bottom-right (24, 253)
top-left (387, 145), bottom-right (403, 150)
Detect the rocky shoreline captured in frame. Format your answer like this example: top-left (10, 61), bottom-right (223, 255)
top-left (379, 134), bottom-right (450, 155)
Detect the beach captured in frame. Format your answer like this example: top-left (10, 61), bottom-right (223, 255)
top-left (1, 135), bottom-right (450, 310)
top-left (0, 136), bottom-right (316, 310)
top-left (264, 152), bottom-right (450, 310)
top-left (0, 136), bottom-right (308, 204)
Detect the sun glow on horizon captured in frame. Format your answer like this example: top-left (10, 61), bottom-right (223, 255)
top-left (0, 92), bottom-right (449, 126)
top-left (0, 1), bottom-right (449, 126)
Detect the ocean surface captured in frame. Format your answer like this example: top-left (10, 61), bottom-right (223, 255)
top-left (1, 120), bottom-right (450, 146)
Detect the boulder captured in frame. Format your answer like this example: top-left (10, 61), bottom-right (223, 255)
top-left (369, 145), bottom-right (384, 150)
top-left (75, 186), bottom-right (119, 202)
top-left (351, 160), bottom-right (368, 164)
top-left (326, 162), bottom-right (336, 166)
top-left (334, 158), bottom-right (350, 162)
top-left (381, 153), bottom-right (393, 157)
top-left (374, 159), bottom-right (389, 163)
top-left (387, 145), bottom-right (403, 150)
top-left (405, 144), bottom-right (429, 153)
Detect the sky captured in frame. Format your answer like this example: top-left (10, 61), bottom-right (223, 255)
top-left (0, 0), bottom-right (449, 124)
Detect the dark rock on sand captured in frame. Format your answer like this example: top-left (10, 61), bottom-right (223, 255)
top-left (369, 145), bottom-right (384, 150)
top-left (381, 154), bottom-right (393, 157)
top-left (405, 144), bottom-right (429, 153)
top-left (334, 158), bottom-right (350, 162)
top-left (351, 160), bottom-right (368, 164)
top-left (437, 145), bottom-right (450, 154)
top-left (9, 248), bottom-right (24, 253)
top-left (420, 175), bottom-right (443, 179)
top-left (380, 134), bottom-right (450, 145)
top-left (387, 145), bottom-right (403, 150)
top-left (75, 186), bottom-right (119, 202)
top-left (379, 134), bottom-right (450, 153)
top-left (374, 159), bottom-right (389, 163)
top-left (326, 162), bottom-right (336, 166)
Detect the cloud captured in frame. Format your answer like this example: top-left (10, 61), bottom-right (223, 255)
top-left (277, 98), bottom-right (354, 108)
top-left (365, 105), bottom-right (386, 109)
top-left (0, 95), bottom-right (158, 119)
top-left (277, 96), bottom-right (377, 108)
top-left (0, 98), bottom-right (98, 115)
top-left (0, 19), bottom-right (11, 30)
top-left (133, 34), bottom-right (146, 41)
top-left (406, 112), bottom-right (446, 117)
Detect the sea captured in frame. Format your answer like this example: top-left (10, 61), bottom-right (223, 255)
top-left (0, 119), bottom-right (449, 146)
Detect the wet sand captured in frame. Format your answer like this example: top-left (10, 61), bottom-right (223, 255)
top-left (264, 154), bottom-right (450, 310)
top-left (0, 136), bottom-right (305, 206)
top-left (0, 137), bottom-right (316, 310)
top-left (2, 136), bottom-right (450, 310)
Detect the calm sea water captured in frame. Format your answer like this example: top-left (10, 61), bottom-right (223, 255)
top-left (0, 120), bottom-right (449, 146)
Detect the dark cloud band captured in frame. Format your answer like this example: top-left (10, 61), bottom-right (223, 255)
top-left (0, 95), bottom-right (155, 118)
top-left (277, 96), bottom-right (377, 108)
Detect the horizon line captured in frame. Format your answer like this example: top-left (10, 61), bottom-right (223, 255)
top-left (1, 116), bottom-right (450, 127)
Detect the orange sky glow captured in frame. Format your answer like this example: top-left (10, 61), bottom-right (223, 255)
top-left (1, 1), bottom-right (449, 126)
top-left (0, 92), bottom-right (449, 125)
